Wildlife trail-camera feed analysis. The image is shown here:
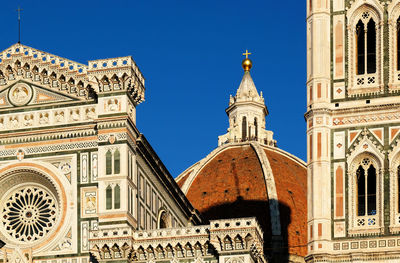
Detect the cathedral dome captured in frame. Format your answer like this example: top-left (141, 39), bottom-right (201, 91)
top-left (176, 53), bottom-right (307, 262)
top-left (176, 142), bottom-right (307, 260)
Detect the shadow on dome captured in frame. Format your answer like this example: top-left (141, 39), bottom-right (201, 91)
top-left (201, 197), bottom-right (302, 263)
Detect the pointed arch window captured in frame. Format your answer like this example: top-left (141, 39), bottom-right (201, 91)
top-left (105, 148), bottom-right (121, 175)
top-left (366, 20), bottom-right (376, 74)
top-left (356, 158), bottom-right (377, 217)
top-left (356, 19), bottom-right (376, 75)
top-left (114, 149), bottom-right (120, 174)
top-left (242, 117), bottom-right (247, 141)
top-left (106, 185), bottom-right (112, 210)
top-left (114, 184), bottom-right (121, 209)
top-left (254, 118), bottom-right (258, 140)
top-left (106, 150), bottom-right (112, 175)
top-left (356, 20), bottom-right (365, 75)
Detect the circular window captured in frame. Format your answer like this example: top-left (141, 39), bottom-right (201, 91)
top-left (1, 185), bottom-right (58, 242)
top-left (0, 169), bottom-right (63, 248)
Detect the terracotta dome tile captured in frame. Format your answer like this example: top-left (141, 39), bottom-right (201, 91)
top-left (180, 143), bottom-right (307, 258)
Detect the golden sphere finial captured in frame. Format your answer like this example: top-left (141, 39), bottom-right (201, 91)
top-left (242, 50), bottom-right (252, 71)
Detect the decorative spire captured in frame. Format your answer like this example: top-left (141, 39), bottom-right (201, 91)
top-left (235, 51), bottom-right (261, 102)
top-left (218, 52), bottom-right (275, 147)
top-left (242, 50), bottom-right (252, 72)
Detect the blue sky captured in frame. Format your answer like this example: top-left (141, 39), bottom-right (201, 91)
top-left (0, 0), bottom-right (306, 177)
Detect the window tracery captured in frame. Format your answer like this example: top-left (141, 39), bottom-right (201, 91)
top-left (105, 148), bottom-right (121, 176)
top-left (105, 184), bottom-right (121, 210)
top-left (348, 153), bottom-right (383, 235)
top-left (356, 158), bottom-right (377, 217)
top-left (1, 185), bottom-right (58, 243)
top-left (348, 6), bottom-right (382, 95)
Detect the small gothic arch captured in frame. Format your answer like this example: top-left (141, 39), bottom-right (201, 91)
top-left (102, 244), bottom-right (111, 259)
top-left (223, 235), bottom-right (233, 250)
top-left (137, 246), bottom-right (146, 260)
top-left (6, 65), bottom-right (13, 73)
top-left (111, 74), bottom-right (119, 83)
top-left (194, 242), bottom-right (202, 257)
top-left (157, 209), bottom-right (171, 229)
top-left (244, 233), bottom-right (253, 248)
top-left (121, 243), bottom-right (130, 258)
top-left (242, 116), bottom-right (247, 141)
top-left (234, 234), bottom-right (243, 249)
top-left (175, 243), bottom-right (184, 258)
top-left (165, 244), bottom-right (174, 258)
top-left (254, 117), bottom-right (258, 140)
top-left (68, 77), bottom-right (75, 86)
top-left (111, 243), bottom-right (120, 258)
top-left (146, 245), bottom-right (155, 259)
top-left (14, 60), bottom-right (21, 69)
top-left (77, 81), bottom-right (84, 89)
top-left (59, 74), bottom-right (66, 82)
top-left (50, 72), bottom-right (57, 79)
top-left (156, 245), bottom-right (164, 258)
top-left (184, 242), bottom-right (193, 257)
top-left (23, 63), bottom-right (30, 71)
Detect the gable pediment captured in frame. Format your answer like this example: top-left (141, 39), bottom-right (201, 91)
top-left (0, 81), bottom-right (79, 109)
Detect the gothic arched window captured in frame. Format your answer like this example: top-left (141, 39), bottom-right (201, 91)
top-left (356, 20), bottom-right (365, 75)
top-left (114, 184), bottom-right (120, 209)
top-left (356, 158), bottom-right (377, 216)
top-left (106, 185), bottom-right (112, 210)
top-left (105, 148), bottom-right (121, 175)
top-left (106, 150), bottom-right (112, 175)
top-left (158, 210), bottom-right (170, 229)
top-left (356, 18), bottom-right (376, 75)
top-left (254, 118), bottom-right (258, 140)
top-left (367, 19), bottom-right (376, 74)
top-left (242, 117), bottom-right (247, 141)
top-left (114, 149), bottom-right (120, 174)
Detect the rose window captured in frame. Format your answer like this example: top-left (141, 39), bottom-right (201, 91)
top-left (1, 186), bottom-right (58, 242)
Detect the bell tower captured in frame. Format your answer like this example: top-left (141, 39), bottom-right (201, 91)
top-left (307, 0), bottom-right (400, 262)
top-left (305, 0), bottom-right (332, 259)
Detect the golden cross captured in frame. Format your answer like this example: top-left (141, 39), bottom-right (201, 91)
top-left (242, 50), bottom-right (251, 59)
